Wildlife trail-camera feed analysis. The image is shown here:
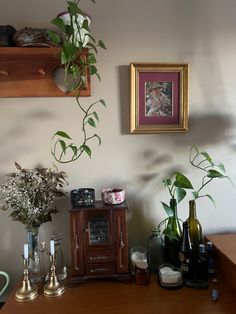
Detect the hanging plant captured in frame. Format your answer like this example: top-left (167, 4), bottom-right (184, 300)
top-left (48, 0), bottom-right (107, 163)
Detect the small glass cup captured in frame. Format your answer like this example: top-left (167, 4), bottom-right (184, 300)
top-left (130, 246), bottom-right (147, 275)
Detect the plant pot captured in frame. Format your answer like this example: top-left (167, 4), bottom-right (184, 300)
top-left (57, 11), bottom-right (91, 47)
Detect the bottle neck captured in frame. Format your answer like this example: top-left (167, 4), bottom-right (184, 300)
top-left (189, 200), bottom-right (197, 219)
top-left (170, 198), bottom-right (178, 218)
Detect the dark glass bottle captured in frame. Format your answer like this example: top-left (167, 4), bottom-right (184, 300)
top-left (164, 199), bottom-right (182, 266)
top-left (186, 200), bottom-right (202, 258)
top-left (206, 241), bottom-right (216, 275)
top-left (197, 244), bottom-right (208, 282)
top-left (179, 222), bottom-right (192, 279)
top-left (148, 228), bottom-right (164, 274)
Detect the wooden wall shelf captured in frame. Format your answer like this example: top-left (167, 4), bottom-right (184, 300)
top-left (0, 47), bottom-right (91, 97)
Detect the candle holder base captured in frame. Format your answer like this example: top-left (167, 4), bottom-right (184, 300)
top-left (15, 279), bottom-right (39, 302)
top-left (43, 254), bottom-right (65, 297)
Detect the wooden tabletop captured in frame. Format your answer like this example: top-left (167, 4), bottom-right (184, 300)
top-left (207, 234), bottom-right (236, 268)
top-left (1, 276), bottom-right (236, 314)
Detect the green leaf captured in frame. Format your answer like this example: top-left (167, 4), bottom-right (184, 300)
top-left (200, 151), bottom-right (213, 166)
top-left (59, 140), bottom-right (67, 154)
top-left (205, 194), bottom-right (216, 207)
top-left (67, 1), bottom-right (85, 16)
top-left (54, 131), bottom-right (72, 140)
top-left (174, 172), bottom-right (193, 189)
top-left (87, 117), bottom-right (96, 127)
top-left (176, 187), bottom-right (186, 203)
top-left (99, 98), bottom-right (106, 107)
top-left (86, 42), bottom-right (98, 53)
top-left (68, 144), bottom-right (78, 156)
top-left (88, 53), bottom-right (97, 64)
top-left (207, 169), bottom-right (224, 178)
top-left (51, 17), bottom-right (65, 31)
top-left (94, 134), bottom-right (102, 145)
top-left (217, 163), bottom-right (226, 173)
top-left (192, 191), bottom-right (199, 199)
top-left (93, 111), bottom-right (99, 121)
top-left (161, 202), bottom-right (174, 217)
top-left (81, 144), bottom-right (91, 158)
top-left (89, 65), bottom-right (97, 75)
top-left (81, 19), bottom-right (90, 31)
top-left (163, 178), bottom-right (172, 186)
top-left (47, 30), bottom-right (61, 45)
top-left (191, 145), bottom-right (199, 155)
top-left (85, 33), bottom-right (96, 43)
top-left (98, 39), bottom-right (107, 49)
top-left (163, 226), bottom-right (179, 240)
top-left (95, 72), bottom-right (101, 82)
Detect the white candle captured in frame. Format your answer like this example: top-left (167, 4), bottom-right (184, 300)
top-left (50, 240), bottom-right (55, 255)
top-left (24, 243), bottom-right (29, 259)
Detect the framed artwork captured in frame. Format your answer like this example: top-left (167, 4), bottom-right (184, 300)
top-left (130, 63), bottom-right (189, 133)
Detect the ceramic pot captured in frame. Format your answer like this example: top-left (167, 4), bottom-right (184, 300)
top-left (101, 188), bottom-right (125, 205)
top-left (58, 11), bottom-right (91, 47)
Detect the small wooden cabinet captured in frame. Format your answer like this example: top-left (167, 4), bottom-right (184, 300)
top-left (69, 200), bottom-right (130, 283)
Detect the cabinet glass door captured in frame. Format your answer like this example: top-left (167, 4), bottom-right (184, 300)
top-left (89, 215), bottom-right (109, 244)
top-left (85, 210), bottom-right (113, 249)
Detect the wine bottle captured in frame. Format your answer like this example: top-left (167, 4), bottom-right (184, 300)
top-left (197, 244), bottom-right (208, 282)
top-left (186, 200), bottom-right (202, 258)
top-left (164, 198), bottom-right (182, 266)
top-left (206, 241), bottom-right (216, 275)
top-left (179, 222), bottom-right (192, 279)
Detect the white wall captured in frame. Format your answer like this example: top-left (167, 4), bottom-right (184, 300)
top-left (1, 0), bottom-right (236, 300)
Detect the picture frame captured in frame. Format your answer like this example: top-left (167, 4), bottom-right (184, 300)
top-left (130, 63), bottom-right (189, 133)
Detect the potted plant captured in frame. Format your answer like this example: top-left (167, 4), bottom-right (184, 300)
top-left (161, 172), bottom-right (193, 265)
top-left (186, 145), bottom-right (231, 256)
top-left (48, 0), bottom-right (107, 163)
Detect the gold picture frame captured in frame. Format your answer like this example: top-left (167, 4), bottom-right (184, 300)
top-left (130, 63), bottom-right (189, 133)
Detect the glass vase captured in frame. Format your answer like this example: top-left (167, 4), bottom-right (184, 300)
top-left (26, 228), bottom-right (41, 283)
top-left (186, 199), bottom-right (203, 258)
top-left (164, 198), bottom-right (182, 266)
top-left (50, 232), bottom-right (67, 281)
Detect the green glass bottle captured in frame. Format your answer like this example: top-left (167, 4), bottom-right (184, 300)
top-left (186, 200), bottom-right (202, 258)
top-left (164, 199), bottom-right (182, 266)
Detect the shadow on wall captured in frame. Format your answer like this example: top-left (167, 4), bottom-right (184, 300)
top-left (118, 65), bottom-right (130, 134)
top-left (177, 113), bottom-right (235, 146)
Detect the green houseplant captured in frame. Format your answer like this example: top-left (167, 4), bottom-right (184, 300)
top-left (48, 0), bottom-right (107, 163)
top-left (161, 172), bottom-right (193, 265)
top-left (186, 145), bottom-right (232, 255)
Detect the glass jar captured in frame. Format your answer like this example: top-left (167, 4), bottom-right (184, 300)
top-left (130, 247), bottom-right (147, 275)
top-left (148, 228), bottom-right (164, 274)
top-left (39, 242), bottom-right (50, 283)
top-left (50, 232), bottom-right (67, 281)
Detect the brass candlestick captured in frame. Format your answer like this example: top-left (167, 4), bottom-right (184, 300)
top-left (15, 258), bottom-right (39, 302)
top-left (43, 254), bottom-right (65, 297)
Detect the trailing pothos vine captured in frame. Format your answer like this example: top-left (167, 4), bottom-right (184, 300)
top-left (48, 0), bottom-right (107, 163)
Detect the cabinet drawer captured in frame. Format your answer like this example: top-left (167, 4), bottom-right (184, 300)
top-left (86, 251), bottom-right (114, 263)
top-left (86, 262), bottom-right (114, 275)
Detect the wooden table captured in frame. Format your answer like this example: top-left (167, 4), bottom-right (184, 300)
top-left (1, 276), bottom-right (235, 314)
top-left (2, 233), bottom-right (236, 314)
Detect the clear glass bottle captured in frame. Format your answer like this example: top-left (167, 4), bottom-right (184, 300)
top-left (186, 200), bottom-right (203, 258)
top-left (148, 228), bottom-right (164, 274)
top-left (164, 199), bottom-right (182, 266)
top-left (39, 242), bottom-right (50, 283)
top-left (50, 232), bottom-right (67, 281)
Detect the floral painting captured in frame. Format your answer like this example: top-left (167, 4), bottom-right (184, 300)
top-left (145, 81), bottom-right (173, 117)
